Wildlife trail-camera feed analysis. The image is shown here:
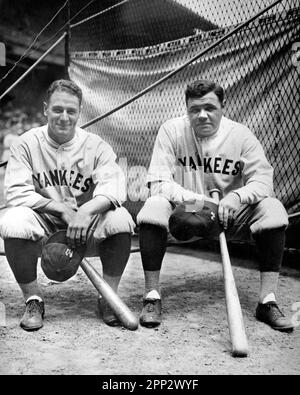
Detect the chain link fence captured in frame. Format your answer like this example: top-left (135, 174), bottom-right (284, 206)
top-left (69, 0), bottom-right (300, 246)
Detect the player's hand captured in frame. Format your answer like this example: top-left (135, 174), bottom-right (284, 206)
top-left (218, 192), bottom-right (241, 230)
top-left (184, 196), bottom-right (216, 212)
top-left (59, 204), bottom-right (77, 225)
top-left (66, 207), bottom-right (93, 249)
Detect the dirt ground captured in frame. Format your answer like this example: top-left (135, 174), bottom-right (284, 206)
top-left (0, 236), bottom-right (299, 376)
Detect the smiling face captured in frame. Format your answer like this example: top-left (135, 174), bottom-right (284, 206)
top-left (44, 90), bottom-right (81, 144)
top-left (187, 91), bottom-right (223, 138)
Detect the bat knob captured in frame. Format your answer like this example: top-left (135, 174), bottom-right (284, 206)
top-left (209, 188), bottom-right (221, 202)
top-left (209, 188), bottom-right (221, 195)
top-left (232, 348), bottom-right (249, 358)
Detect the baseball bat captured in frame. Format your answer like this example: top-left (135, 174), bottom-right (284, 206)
top-left (80, 257), bottom-right (139, 331)
top-left (210, 189), bottom-right (249, 357)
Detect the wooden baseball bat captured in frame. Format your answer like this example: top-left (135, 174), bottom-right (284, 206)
top-left (80, 258), bottom-right (139, 331)
top-left (210, 189), bottom-right (249, 357)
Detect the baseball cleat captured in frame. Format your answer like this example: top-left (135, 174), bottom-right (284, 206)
top-left (20, 299), bottom-right (45, 331)
top-left (140, 298), bottom-right (162, 328)
top-left (256, 302), bottom-right (294, 332)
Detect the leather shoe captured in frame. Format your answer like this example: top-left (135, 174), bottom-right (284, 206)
top-left (256, 302), bottom-right (294, 332)
top-left (20, 299), bottom-right (45, 331)
top-left (140, 298), bottom-right (162, 328)
top-left (97, 298), bottom-right (121, 327)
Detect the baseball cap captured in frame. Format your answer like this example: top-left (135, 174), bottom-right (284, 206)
top-left (169, 200), bottom-right (221, 241)
top-left (41, 230), bottom-right (86, 282)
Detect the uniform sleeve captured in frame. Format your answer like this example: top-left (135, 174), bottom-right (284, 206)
top-left (92, 142), bottom-right (126, 206)
top-left (4, 143), bottom-right (52, 209)
top-left (233, 131), bottom-right (274, 204)
top-left (147, 123), bottom-right (204, 204)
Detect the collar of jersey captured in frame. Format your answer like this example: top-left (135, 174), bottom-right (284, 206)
top-left (43, 125), bottom-right (80, 149)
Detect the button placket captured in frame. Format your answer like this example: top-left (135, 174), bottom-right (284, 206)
top-left (56, 147), bottom-right (68, 200)
top-left (62, 147), bottom-right (77, 208)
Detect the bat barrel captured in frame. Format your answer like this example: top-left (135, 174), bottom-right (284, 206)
top-left (80, 258), bottom-right (139, 331)
top-left (219, 233), bottom-right (248, 357)
top-left (210, 188), bottom-right (249, 357)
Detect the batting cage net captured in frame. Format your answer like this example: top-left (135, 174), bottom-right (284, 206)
top-left (68, 0), bottom-right (300, 230)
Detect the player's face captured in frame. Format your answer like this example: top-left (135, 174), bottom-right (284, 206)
top-left (187, 92), bottom-right (223, 138)
top-left (44, 90), bottom-right (81, 144)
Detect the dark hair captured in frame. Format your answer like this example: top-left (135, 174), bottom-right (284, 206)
top-left (46, 79), bottom-right (82, 105)
top-left (185, 80), bottom-right (224, 106)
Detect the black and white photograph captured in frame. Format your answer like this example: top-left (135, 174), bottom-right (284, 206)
top-left (0, 0), bottom-right (299, 377)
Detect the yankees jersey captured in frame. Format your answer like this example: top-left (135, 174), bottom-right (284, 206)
top-left (147, 115), bottom-right (274, 204)
top-left (4, 125), bottom-right (126, 210)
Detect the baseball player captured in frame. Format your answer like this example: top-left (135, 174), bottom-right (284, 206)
top-left (136, 79), bottom-right (294, 332)
top-left (0, 79), bottom-right (135, 331)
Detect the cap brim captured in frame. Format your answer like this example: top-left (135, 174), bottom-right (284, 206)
top-left (45, 230), bottom-right (68, 245)
top-left (44, 230), bottom-right (87, 256)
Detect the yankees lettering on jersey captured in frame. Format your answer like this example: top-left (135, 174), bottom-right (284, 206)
top-left (4, 125), bottom-right (126, 209)
top-left (177, 154), bottom-right (241, 175)
top-left (32, 169), bottom-right (93, 192)
top-left (147, 115), bottom-right (274, 205)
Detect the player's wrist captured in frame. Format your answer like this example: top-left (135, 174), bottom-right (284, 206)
top-left (77, 204), bottom-right (93, 216)
top-left (41, 200), bottom-right (66, 216)
top-left (230, 191), bottom-right (241, 203)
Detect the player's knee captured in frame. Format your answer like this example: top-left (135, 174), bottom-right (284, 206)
top-left (251, 197), bottom-right (288, 234)
top-left (0, 207), bottom-right (44, 240)
top-left (94, 207), bottom-right (135, 240)
top-left (259, 197), bottom-right (288, 226)
top-left (136, 196), bottom-right (173, 229)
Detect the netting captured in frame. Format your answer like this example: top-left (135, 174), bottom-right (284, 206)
top-left (68, 0), bottom-right (300, 223)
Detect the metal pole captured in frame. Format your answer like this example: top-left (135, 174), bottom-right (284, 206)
top-left (0, 33), bottom-right (67, 101)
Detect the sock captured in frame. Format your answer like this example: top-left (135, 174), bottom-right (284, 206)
top-left (4, 238), bottom-right (39, 284)
top-left (102, 274), bottom-right (121, 294)
top-left (262, 293), bottom-right (276, 304)
top-left (19, 280), bottom-right (42, 302)
top-left (139, 224), bottom-right (167, 295)
top-left (255, 227), bottom-right (285, 272)
top-left (259, 271), bottom-right (279, 303)
top-left (99, 233), bottom-right (131, 278)
top-left (139, 223), bottom-right (167, 272)
top-left (99, 233), bottom-right (131, 293)
top-left (144, 270), bottom-right (161, 295)
top-left (26, 295), bottom-right (43, 303)
top-left (145, 289), bottom-right (161, 300)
